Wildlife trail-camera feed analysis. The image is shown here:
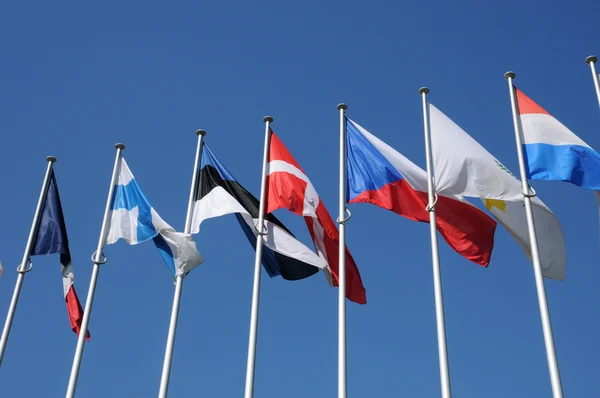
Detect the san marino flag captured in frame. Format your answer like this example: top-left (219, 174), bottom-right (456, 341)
top-left (105, 158), bottom-right (203, 278)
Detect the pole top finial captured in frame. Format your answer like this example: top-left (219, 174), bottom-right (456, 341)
top-left (46, 156), bottom-right (57, 163)
top-left (337, 103), bottom-right (348, 111)
top-left (115, 143), bottom-right (125, 150)
top-left (196, 129), bottom-right (207, 136)
top-left (586, 55), bottom-right (598, 64)
top-left (418, 87), bottom-right (430, 95)
top-left (504, 71), bottom-right (516, 80)
top-left (263, 116), bottom-right (274, 123)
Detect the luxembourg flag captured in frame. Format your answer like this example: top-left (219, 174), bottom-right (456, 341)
top-left (517, 86), bottom-right (600, 189)
top-left (105, 159), bottom-right (203, 277)
top-left (346, 118), bottom-right (497, 266)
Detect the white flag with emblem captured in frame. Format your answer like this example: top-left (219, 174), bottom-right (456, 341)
top-left (429, 103), bottom-right (566, 280)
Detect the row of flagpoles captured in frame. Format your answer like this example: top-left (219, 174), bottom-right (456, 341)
top-left (0, 57), bottom-right (599, 398)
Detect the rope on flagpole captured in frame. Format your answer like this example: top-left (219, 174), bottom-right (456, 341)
top-left (521, 186), bottom-right (537, 198)
top-left (336, 209), bottom-right (352, 224)
top-left (90, 251), bottom-right (107, 265)
top-left (426, 194), bottom-right (439, 212)
top-left (16, 260), bottom-right (33, 274)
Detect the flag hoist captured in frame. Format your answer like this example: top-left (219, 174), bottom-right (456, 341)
top-left (337, 103), bottom-right (349, 398)
top-left (0, 156), bottom-right (57, 364)
top-left (244, 116), bottom-right (273, 398)
top-left (419, 88), bottom-right (452, 398)
top-left (504, 71), bottom-right (564, 398)
top-left (158, 129), bottom-right (207, 398)
top-left (66, 144), bottom-right (125, 398)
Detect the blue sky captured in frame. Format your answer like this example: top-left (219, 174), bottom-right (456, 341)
top-left (1, 0), bottom-right (599, 396)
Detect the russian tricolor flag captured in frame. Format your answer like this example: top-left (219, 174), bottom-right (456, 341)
top-left (517, 87), bottom-right (600, 189)
top-left (346, 119), bottom-right (497, 266)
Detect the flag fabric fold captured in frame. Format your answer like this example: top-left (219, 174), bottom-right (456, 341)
top-left (106, 159), bottom-right (204, 278)
top-left (267, 132), bottom-right (367, 304)
top-left (30, 170), bottom-right (89, 339)
top-left (191, 144), bottom-right (327, 280)
top-left (345, 118), bottom-right (497, 267)
top-left (429, 103), bottom-right (566, 280)
top-left (516, 86), bottom-right (600, 189)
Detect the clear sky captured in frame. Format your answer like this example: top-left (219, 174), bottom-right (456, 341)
top-left (1, 0), bottom-right (599, 397)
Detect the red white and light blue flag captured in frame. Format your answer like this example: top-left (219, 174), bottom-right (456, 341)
top-left (516, 86), bottom-right (600, 189)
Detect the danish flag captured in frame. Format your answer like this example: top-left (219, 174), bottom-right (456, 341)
top-left (266, 132), bottom-right (366, 304)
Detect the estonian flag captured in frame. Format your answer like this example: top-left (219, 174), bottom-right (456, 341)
top-left (190, 144), bottom-right (328, 280)
top-left (31, 170), bottom-right (90, 339)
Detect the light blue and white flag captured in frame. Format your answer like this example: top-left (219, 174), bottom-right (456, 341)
top-left (105, 158), bottom-right (203, 277)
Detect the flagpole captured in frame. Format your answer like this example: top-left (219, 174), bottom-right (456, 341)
top-left (504, 72), bottom-right (564, 398)
top-left (66, 144), bottom-right (125, 398)
top-left (158, 129), bottom-right (206, 398)
top-left (336, 103), bottom-right (348, 398)
top-left (585, 56), bottom-right (600, 110)
top-left (419, 88), bottom-right (452, 398)
top-left (0, 156), bottom-right (56, 365)
top-left (244, 116), bottom-right (273, 398)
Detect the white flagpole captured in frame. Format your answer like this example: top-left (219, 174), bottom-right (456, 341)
top-left (0, 156), bottom-right (56, 365)
top-left (66, 143), bottom-right (125, 398)
top-left (336, 103), bottom-right (348, 398)
top-left (585, 56), bottom-right (600, 110)
top-left (244, 116), bottom-right (273, 398)
top-left (419, 87), bottom-right (452, 398)
top-left (158, 129), bottom-right (206, 398)
top-left (504, 72), bottom-right (564, 398)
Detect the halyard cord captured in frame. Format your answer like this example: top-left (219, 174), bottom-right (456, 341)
top-left (521, 186), bottom-right (537, 198)
top-left (336, 208), bottom-right (352, 225)
top-left (426, 194), bottom-right (439, 212)
top-left (16, 259), bottom-right (33, 274)
top-left (90, 251), bottom-right (107, 265)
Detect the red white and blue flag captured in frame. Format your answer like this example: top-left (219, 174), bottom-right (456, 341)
top-left (345, 118), bottom-right (497, 266)
top-left (31, 170), bottom-right (89, 339)
top-left (267, 132), bottom-right (367, 304)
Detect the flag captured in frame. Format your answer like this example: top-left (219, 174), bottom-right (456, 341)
top-left (30, 170), bottom-right (89, 339)
top-left (516, 86), bottom-right (600, 189)
top-left (106, 159), bottom-right (203, 278)
top-left (429, 103), bottom-right (566, 280)
top-left (346, 118), bottom-right (497, 267)
top-left (190, 144), bottom-right (328, 280)
top-left (267, 132), bottom-right (367, 304)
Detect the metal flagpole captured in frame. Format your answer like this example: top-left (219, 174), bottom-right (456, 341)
top-left (504, 72), bottom-right (564, 398)
top-left (336, 103), bottom-right (348, 398)
top-left (419, 87), bottom-right (452, 398)
top-left (66, 143), bottom-right (125, 398)
top-left (244, 116), bottom-right (273, 398)
top-left (158, 129), bottom-right (206, 398)
top-left (0, 156), bottom-right (56, 365)
top-left (585, 56), bottom-right (600, 110)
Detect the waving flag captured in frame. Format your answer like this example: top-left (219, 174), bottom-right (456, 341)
top-left (30, 170), bottom-right (89, 339)
top-left (267, 132), bottom-right (366, 304)
top-left (346, 118), bottom-right (496, 267)
top-left (430, 103), bottom-right (566, 280)
top-left (106, 159), bottom-right (203, 277)
top-left (191, 144), bottom-right (327, 280)
top-left (516, 87), bottom-right (600, 189)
